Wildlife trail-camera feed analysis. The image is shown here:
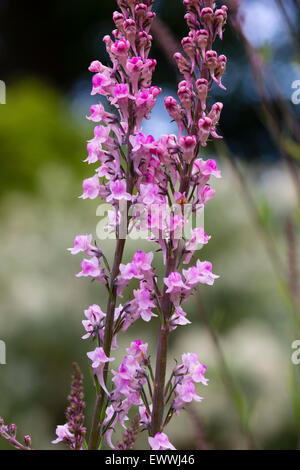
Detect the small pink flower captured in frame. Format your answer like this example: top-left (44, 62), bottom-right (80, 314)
top-left (174, 381), bottom-right (202, 411)
top-left (87, 347), bottom-right (115, 395)
top-left (181, 352), bottom-right (208, 385)
top-left (194, 158), bottom-right (221, 178)
top-left (179, 135), bottom-right (197, 162)
top-left (76, 257), bottom-right (106, 283)
top-left (91, 71), bottom-right (112, 95)
top-left (132, 251), bottom-right (153, 273)
top-left (111, 39), bottom-right (130, 57)
top-left (184, 227), bottom-right (211, 263)
top-left (164, 272), bottom-right (187, 294)
top-left (82, 304), bottom-right (106, 340)
top-left (199, 185), bottom-right (216, 204)
top-left (52, 424), bottom-right (73, 445)
top-left (148, 433), bottom-right (176, 450)
top-left (68, 234), bottom-right (94, 256)
top-left (139, 183), bottom-right (163, 206)
top-left (132, 284), bottom-right (157, 322)
top-left (80, 175), bottom-right (100, 200)
top-left (170, 306), bottom-right (191, 329)
top-left (107, 180), bottom-right (132, 203)
top-left (85, 141), bottom-right (105, 164)
top-left (88, 60), bottom-right (102, 72)
top-left (139, 404), bottom-right (152, 426)
top-left (183, 259), bottom-right (219, 288)
top-left (126, 340), bottom-right (148, 361)
top-left (86, 104), bottom-right (106, 122)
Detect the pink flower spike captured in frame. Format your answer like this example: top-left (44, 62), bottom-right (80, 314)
top-left (148, 433), bottom-right (176, 450)
top-left (87, 347), bottom-right (115, 395)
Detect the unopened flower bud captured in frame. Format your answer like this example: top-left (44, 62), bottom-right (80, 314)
top-left (8, 424), bottom-right (17, 437)
top-left (24, 435), bottom-right (32, 448)
top-left (196, 78), bottom-right (208, 110)
top-left (198, 116), bottom-right (212, 146)
top-left (214, 6), bottom-right (228, 40)
top-left (179, 135), bottom-right (197, 162)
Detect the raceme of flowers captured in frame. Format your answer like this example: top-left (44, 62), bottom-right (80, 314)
top-left (53, 0), bottom-right (227, 451)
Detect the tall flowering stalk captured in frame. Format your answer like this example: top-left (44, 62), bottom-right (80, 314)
top-left (56, 0), bottom-right (227, 451)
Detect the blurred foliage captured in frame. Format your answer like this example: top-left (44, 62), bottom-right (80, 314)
top-left (0, 80), bottom-right (86, 194)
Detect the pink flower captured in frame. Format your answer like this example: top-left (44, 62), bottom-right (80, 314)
top-left (86, 104), bottom-right (113, 123)
top-left (91, 71), bottom-right (112, 96)
top-left (82, 304), bottom-right (106, 340)
top-left (179, 135), bottom-right (197, 162)
top-left (132, 250), bottom-right (153, 273)
top-left (174, 381), bottom-right (202, 411)
top-left (198, 116), bottom-right (212, 147)
top-left (68, 234), bottom-right (94, 256)
top-left (199, 185), bottom-right (216, 205)
top-left (76, 257), bottom-right (106, 283)
top-left (126, 340), bottom-right (148, 362)
top-left (87, 347), bottom-right (115, 395)
top-left (80, 175), bottom-right (100, 200)
top-left (52, 424), bottom-right (73, 445)
top-left (85, 141), bottom-right (105, 164)
top-left (107, 180), bottom-right (132, 203)
top-left (170, 306), bottom-right (191, 329)
top-left (184, 227), bottom-right (211, 263)
top-left (183, 259), bottom-right (219, 288)
top-left (148, 433), bottom-right (176, 450)
top-left (111, 84), bottom-right (135, 121)
top-left (181, 353), bottom-right (208, 385)
top-left (111, 355), bottom-right (144, 400)
top-left (111, 39), bottom-right (130, 57)
top-left (194, 158), bottom-right (221, 178)
top-left (88, 60), bottom-right (102, 72)
top-left (138, 183), bottom-right (164, 206)
top-left (164, 272), bottom-right (188, 305)
top-left (164, 272), bottom-right (187, 294)
top-left (130, 133), bottom-right (157, 154)
top-left (132, 284), bottom-right (157, 322)
top-left (139, 404), bottom-right (152, 426)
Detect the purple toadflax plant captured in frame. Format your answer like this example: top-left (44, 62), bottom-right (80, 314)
top-left (60, 0), bottom-right (227, 451)
top-left (0, 0), bottom-right (227, 451)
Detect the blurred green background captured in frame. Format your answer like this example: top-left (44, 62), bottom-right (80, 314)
top-left (0, 0), bottom-right (300, 450)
